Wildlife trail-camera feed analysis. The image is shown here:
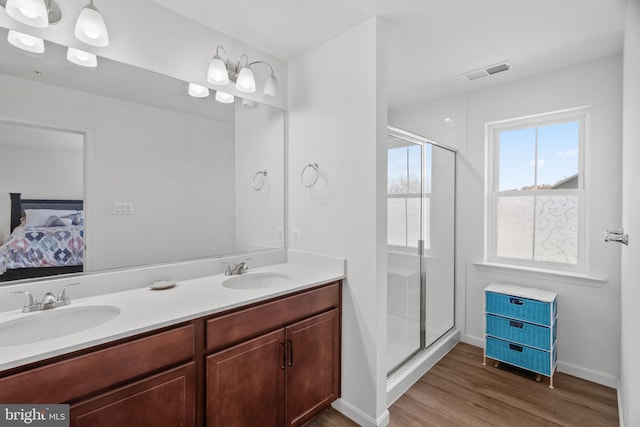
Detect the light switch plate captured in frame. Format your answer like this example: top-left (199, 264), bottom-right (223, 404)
top-left (114, 202), bottom-right (133, 215)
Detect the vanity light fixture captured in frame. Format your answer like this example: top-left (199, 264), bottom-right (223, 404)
top-left (74, 0), bottom-right (109, 47)
top-left (66, 47), bottom-right (97, 67)
top-left (188, 82), bottom-right (210, 98)
top-left (215, 90), bottom-right (234, 104)
top-left (206, 45), bottom-right (278, 97)
top-left (7, 29), bottom-right (44, 53)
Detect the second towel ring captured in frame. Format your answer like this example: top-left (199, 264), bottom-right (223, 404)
top-left (301, 162), bottom-right (319, 188)
top-left (253, 170), bottom-right (268, 191)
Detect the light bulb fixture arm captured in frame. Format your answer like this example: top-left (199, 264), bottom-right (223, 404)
top-left (213, 45), bottom-right (230, 66)
top-left (248, 60), bottom-right (275, 77)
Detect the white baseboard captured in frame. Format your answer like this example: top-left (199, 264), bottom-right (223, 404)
top-left (617, 379), bottom-right (624, 427)
top-left (386, 328), bottom-right (460, 405)
top-left (462, 333), bottom-right (485, 348)
top-left (556, 361), bottom-right (618, 389)
top-left (464, 334), bottom-right (618, 389)
top-left (331, 399), bottom-right (389, 427)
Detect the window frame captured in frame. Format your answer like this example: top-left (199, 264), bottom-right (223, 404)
top-left (485, 106), bottom-right (590, 272)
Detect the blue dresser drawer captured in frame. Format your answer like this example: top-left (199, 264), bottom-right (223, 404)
top-left (486, 314), bottom-right (556, 350)
top-left (486, 337), bottom-right (555, 376)
top-left (486, 291), bottom-right (552, 326)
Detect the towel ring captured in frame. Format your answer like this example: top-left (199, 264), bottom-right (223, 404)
top-left (252, 170), bottom-right (267, 191)
top-left (301, 162), bottom-right (319, 188)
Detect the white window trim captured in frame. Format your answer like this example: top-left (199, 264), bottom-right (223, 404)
top-left (484, 106), bottom-right (591, 273)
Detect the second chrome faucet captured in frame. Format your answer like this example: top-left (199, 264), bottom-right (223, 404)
top-left (222, 259), bottom-right (250, 276)
top-left (11, 283), bottom-right (78, 313)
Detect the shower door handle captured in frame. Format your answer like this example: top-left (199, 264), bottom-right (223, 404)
top-left (418, 239), bottom-right (424, 256)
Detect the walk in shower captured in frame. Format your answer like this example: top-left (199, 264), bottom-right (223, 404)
top-left (386, 126), bottom-right (456, 376)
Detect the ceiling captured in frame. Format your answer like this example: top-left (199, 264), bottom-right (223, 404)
top-left (148, 0), bottom-right (627, 110)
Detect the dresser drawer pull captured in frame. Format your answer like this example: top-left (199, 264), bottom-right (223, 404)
top-left (509, 297), bottom-right (524, 305)
top-left (509, 344), bottom-right (524, 352)
top-left (509, 320), bottom-right (524, 329)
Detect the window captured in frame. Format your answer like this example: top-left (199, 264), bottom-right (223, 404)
top-left (387, 142), bottom-right (431, 251)
top-left (486, 107), bottom-right (588, 269)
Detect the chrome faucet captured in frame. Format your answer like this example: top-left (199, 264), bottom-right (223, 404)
top-left (222, 259), bottom-right (251, 276)
top-left (11, 283), bottom-right (78, 313)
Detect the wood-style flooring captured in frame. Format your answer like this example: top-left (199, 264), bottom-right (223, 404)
top-left (308, 342), bottom-right (619, 426)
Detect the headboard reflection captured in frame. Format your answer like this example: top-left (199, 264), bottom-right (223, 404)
top-left (10, 193), bottom-right (83, 232)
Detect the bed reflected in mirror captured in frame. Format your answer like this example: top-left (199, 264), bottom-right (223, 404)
top-left (0, 123), bottom-right (84, 282)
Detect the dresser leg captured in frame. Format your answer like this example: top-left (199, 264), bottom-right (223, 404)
top-left (483, 354), bottom-right (486, 366)
top-left (549, 376), bottom-right (554, 389)
top-left (535, 374), bottom-right (542, 382)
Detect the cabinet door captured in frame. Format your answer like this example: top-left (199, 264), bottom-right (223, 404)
top-left (70, 362), bottom-right (195, 427)
top-left (206, 329), bottom-right (285, 427)
top-left (285, 308), bottom-right (340, 427)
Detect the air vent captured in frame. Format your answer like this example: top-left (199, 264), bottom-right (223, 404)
top-left (463, 62), bottom-right (510, 81)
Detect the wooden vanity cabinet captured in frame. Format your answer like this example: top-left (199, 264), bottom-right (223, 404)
top-left (205, 282), bottom-right (341, 427)
top-left (0, 280), bottom-right (341, 427)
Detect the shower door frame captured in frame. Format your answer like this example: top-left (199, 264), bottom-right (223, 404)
top-left (386, 126), bottom-right (457, 378)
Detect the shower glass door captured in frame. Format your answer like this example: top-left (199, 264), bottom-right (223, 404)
top-left (386, 127), bottom-right (456, 376)
top-left (386, 134), bottom-right (423, 373)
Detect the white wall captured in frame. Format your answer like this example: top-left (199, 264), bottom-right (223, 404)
top-left (0, 140), bottom-right (83, 242)
top-left (288, 18), bottom-right (390, 427)
top-left (0, 0), bottom-right (287, 109)
top-left (0, 73), bottom-right (236, 272)
top-left (391, 55), bottom-right (623, 387)
top-left (620, 0), bottom-right (640, 424)
top-left (235, 103), bottom-right (285, 251)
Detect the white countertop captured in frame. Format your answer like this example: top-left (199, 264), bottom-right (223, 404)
top-left (0, 262), bottom-right (344, 371)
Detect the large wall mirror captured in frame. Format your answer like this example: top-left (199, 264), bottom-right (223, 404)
top-left (0, 28), bottom-right (285, 284)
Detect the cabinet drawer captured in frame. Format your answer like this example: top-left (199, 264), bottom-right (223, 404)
top-left (486, 314), bottom-right (555, 350)
top-left (486, 292), bottom-right (554, 326)
top-left (207, 283), bottom-right (340, 351)
top-left (0, 324), bottom-right (194, 404)
top-left (486, 337), bottom-right (555, 376)
top-left (71, 362), bottom-right (196, 427)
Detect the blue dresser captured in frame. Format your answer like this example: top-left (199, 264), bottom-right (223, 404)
top-left (484, 283), bottom-right (558, 388)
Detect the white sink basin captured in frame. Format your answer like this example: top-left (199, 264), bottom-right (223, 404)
top-left (223, 272), bottom-right (292, 290)
top-left (0, 305), bottom-right (121, 347)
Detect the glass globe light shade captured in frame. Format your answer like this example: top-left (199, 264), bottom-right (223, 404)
top-left (207, 56), bottom-right (229, 85)
top-left (235, 66), bottom-right (256, 93)
top-left (5, 0), bottom-right (49, 28)
top-left (67, 47), bottom-right (98, 67)
top-left (74, 4), bottom-right (109, 47)
top-left (215, 91), bottom-right (234, 104)
top-left (7, 30), bottom-right (44, 53)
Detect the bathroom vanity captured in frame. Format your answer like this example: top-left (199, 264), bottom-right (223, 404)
top-left (0, 264), bottom-right (342, 427)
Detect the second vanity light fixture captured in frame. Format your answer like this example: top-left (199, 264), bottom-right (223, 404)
top-left (207, 45), bottom-right (278, 98)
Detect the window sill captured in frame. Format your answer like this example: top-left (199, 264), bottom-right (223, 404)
top-left (472, 261), bottom-right (606, 288)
